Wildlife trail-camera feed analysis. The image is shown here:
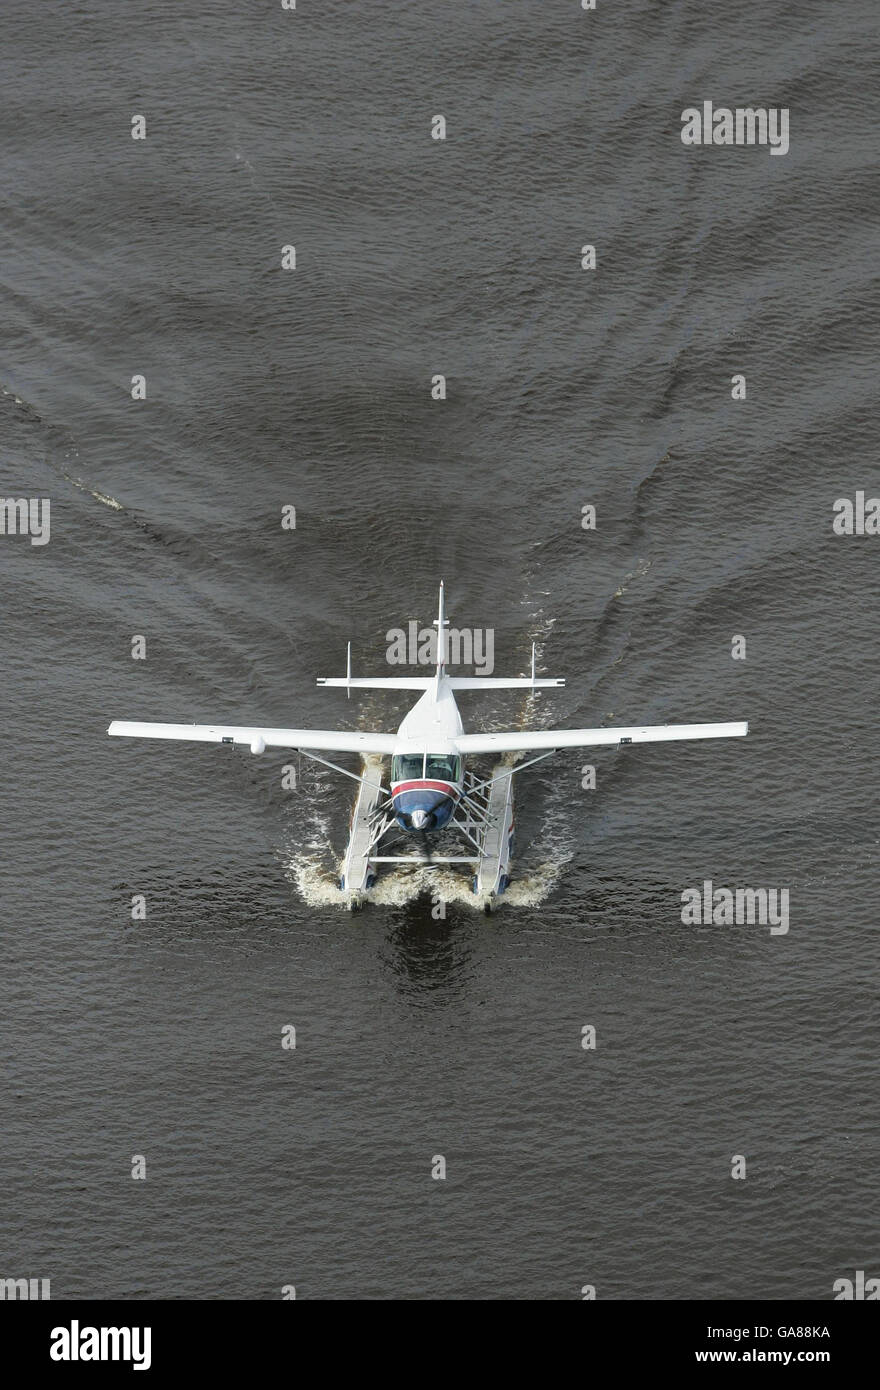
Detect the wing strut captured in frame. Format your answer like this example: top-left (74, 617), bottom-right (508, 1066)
top-left (298, 746), bottom-right (388, 794)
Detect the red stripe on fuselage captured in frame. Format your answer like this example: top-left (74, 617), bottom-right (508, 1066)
top-left (391, 779), bottom-right (460, 799)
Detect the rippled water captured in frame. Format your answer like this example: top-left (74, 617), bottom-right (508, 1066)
top-left (1, 0), bottom-right (878, 1298)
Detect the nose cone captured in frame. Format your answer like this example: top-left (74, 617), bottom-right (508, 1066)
top-left (393, 788), bottom-right (455, 832)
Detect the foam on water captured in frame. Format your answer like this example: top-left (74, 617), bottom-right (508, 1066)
top-left (2, 383), bottom-right (125, 510)
top-left (281, 764), bottom-right (348, 907)
top-left (614, 556), bottom-right (652, 599)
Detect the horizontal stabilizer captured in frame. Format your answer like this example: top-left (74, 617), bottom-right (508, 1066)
top-left (446, 642), bottom-right (563, 691)
top-left (455, 720), bottom-right (748, 754)
top-left (108, 721), bottom-right (398, 754)
top-left (446, 677), bottom-right (564, 690)
top-left (317, 677), bottom-right (434, 690)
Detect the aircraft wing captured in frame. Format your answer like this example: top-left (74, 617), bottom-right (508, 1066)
top-left (107, 721), bottom-right (398, 754)
top-left (455, 720), bottom-right (748, 754)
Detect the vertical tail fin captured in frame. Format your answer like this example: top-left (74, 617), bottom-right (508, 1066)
top-left (433, 579), bottom-right (448, 674)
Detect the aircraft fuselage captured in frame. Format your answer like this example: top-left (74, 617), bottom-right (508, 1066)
top-left (390, 681), bottom-right (465, 832)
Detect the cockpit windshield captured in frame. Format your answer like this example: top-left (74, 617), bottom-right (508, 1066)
top-left (391, 754), bottom-right (462, 784)
top-left (391, 754), bottom-right (424, 782)
top-left (425, 755), bottom-right (461, 783)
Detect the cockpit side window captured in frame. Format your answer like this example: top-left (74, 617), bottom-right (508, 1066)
top-left (425, 754), bottom-right (461, 783)
top-left (392, 754), bottom-right (424, 782)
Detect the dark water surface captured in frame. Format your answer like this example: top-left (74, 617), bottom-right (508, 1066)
top-left (1, 0), bottom-right (878, 1298)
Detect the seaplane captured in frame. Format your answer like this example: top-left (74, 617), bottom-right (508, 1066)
top-left (108, 583), bottom-right (748, 911)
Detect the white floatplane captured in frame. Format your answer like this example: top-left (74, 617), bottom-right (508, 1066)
top-left (108, 583), bottom-right (748, 911)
